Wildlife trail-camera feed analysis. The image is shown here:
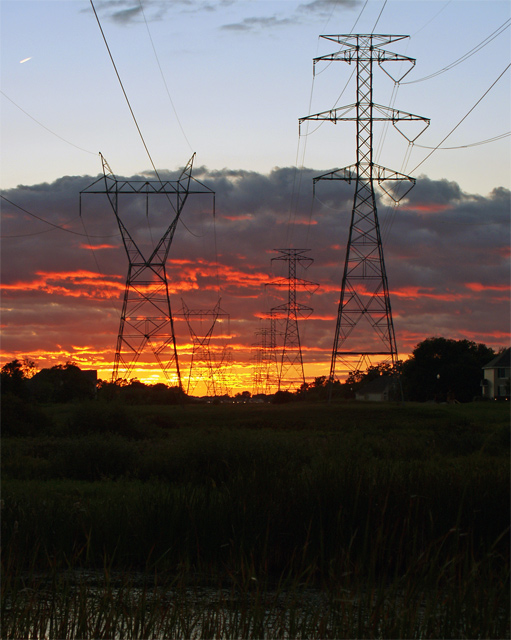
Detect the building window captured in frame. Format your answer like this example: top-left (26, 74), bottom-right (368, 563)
top-left (497, 368), bottom-right (508, 379)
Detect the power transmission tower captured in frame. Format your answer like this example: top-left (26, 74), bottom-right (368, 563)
top-left (300, 34), bottom-right (429, 386)
top-left (80, 153), bottom-right (214, 387)
top-left (181, 299), bottom-right (229, 396)
top-left (252, 313), bottom-right (279, 395)
top-left (214, 344), bottom-right (233, 397)
top-left (268, 249), bottom-right (318, 391)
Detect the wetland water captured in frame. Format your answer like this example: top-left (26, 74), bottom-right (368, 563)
top-left (5, 569), bottom-right (507, 639)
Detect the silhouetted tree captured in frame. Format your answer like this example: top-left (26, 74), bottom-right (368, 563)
top-left (401, 337), bottom-right (495, 403)
top-left (1, 358), bottom-right (35, 398)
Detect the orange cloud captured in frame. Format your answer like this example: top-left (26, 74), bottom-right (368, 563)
top-left (1, 270), bottom-right (124, 299)
top-left (390, 286), bottom-right (468, 302)
top-left (465, 282), bottom-right (510, 293)
top-left (222, 214), bottom-right (253, 221)
top-left (79, 243), bottom-right (118, 250)
top-left (400, 203), bottom-right (453, 213)
top-left (277, 218), bottom-right (318, 226)
top-left (1, 266), bottom-right (225, 299)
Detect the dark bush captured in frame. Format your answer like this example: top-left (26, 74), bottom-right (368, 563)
top-left (1, 394), bottom-right (53, 436)
top-left (69, 402), bottom-right (144, 438)
top-left (49, 435), bottom-right (138, 480)
top-left (271, 390), bottom-right (295, 404)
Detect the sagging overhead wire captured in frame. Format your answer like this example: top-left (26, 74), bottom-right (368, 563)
top-left (89, 0), bottom-right (207, 242)
top-left (137, 0), bottom-right (194, 154)
top-left (1, 91), bottom-right (97, 155)
top-left (350, 0), bottom-right (369, 34)
top-left (409, 62), bottom-right (511, 175)
top-left (371, 0), bottom-right (387, 34)
top-left (414, 131), bottom-right (510, 150)
top-left (0, 194), bottom-right (120, 239)
top-left (403, 18), bottom-right (511, 85)
top-left (381, 66), bottom-right (510, 243)
top-left (411, 1), bottom-right (452, 37)
top-left (89, 0), bottom-right (161, 185)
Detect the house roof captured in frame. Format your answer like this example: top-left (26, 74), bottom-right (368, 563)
top-left (483, 347), bottom-right (511, 370)
top-left (357, 376), bottom-right (393, 394)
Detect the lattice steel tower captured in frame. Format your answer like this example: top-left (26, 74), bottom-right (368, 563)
top-left (252, 313), bottom-right (279, 395)
top-left (300, 34), bottom-right (429, 381)
top-left (80, 154), bottom-right (214, 386)
top-left (268, 249), bottom-right (318, 391)
top-left (181, 299), bottom-right (229, 396)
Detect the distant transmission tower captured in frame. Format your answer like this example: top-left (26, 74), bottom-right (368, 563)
top-left (300, 34), bottom-right (429, 384)
top-left (80, 154), bottom-right (214, 386)
top-left (252, 313), bottom-right (279, 395)
top-left (181, 299), bottom-right (229, 396)
top-left (268, 249), bottom-right (318, 391)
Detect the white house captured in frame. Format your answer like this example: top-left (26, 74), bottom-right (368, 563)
top-left (355, 377), bottom-right (394, 402)
top-left (482, 348), bottom-right (510, 400)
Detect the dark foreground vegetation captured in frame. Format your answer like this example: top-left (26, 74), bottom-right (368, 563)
top-left (2, 399), bottom-right (509, 638)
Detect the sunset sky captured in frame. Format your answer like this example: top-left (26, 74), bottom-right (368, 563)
top-left (1, 0), bottom-right (510, 394)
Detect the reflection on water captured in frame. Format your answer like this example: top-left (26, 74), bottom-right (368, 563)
top-left (3, 570), bottom-right (509, 639)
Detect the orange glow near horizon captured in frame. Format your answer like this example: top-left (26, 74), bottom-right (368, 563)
top-left (400, 203), bottom-right (454, 213)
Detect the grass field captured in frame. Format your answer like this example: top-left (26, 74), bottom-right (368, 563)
top-left (2, 400), bottom-right (509, 638)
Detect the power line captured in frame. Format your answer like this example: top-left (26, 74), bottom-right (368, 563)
top-left (410, 63), bottom-right (511, 175)
top-left (89, 0), bottom-right (164, 184)
top-left (90, 0), bottom-right (203, 241)
top-left (414, 131), bottom-right (510, 150)
top-left (137, 0), bottom-right (194, 154)
top-left (411, 1), bottom-right (452, 37)
top-left (350, 0), bottom-right (369, 34)
top-left (371, 0), bottom-right (388, 34)
top-left (403, 18), bottom-right (511, 85)
top-left (0, 194), bottom-right (119, 238)
top-left (0, 228), bottom-right (55, 239)
top-left (0, 91), bottom-right (97, 155)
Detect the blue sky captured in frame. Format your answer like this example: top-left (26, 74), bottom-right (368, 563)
top-left (1, 0), bottom-right (510, 194)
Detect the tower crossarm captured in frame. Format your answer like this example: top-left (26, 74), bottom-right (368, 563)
top-left (300, 104), bottom-right (429, 141)
top-left (81, 153), bottom-right (215, 267)
top-left (313, 163), bottom-right (415, 203)
top-left (319, 34), bottom-right (409, 47)
top-left (271, 301), bottom-right (313, 319)
top-left (314, 48), bottom-right (415, 67)
top-left (313, 34), bottom-right (417, 83)
top-left (269, 277), bottom-right (318, 295)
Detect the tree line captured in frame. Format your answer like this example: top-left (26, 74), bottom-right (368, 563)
top-left (0, 337), bottom-right (501, 405)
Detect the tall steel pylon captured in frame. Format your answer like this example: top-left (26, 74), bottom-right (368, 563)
top-left (181, 299), bottom-right (229, 396)
top-left (268, 249), bottom-right (318, 391)
top-left (252, 313), bottom-right (279, 395)
top-left (80, 154), bottom-right (214, 386)
top-left (300, 34), bottom-right (429, 383)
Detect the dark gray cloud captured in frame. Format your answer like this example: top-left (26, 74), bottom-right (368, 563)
top-left (1, 167), bottom-right (509, 380)
top-left (219, 0), bottom-right (361, 32)
top-left (93, 0), bottom-right (237, 24)
top-left (298, 0), bottom-right (360, 15)
top-left (94, 0), bottom-right (189, 24)
top-left (221, 15), bottom-right (295, 32)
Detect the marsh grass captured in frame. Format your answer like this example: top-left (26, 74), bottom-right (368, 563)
top-left (2, 401), bottom-right (509, 637)
top-left (2, 552), bottom-right (509, 639)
